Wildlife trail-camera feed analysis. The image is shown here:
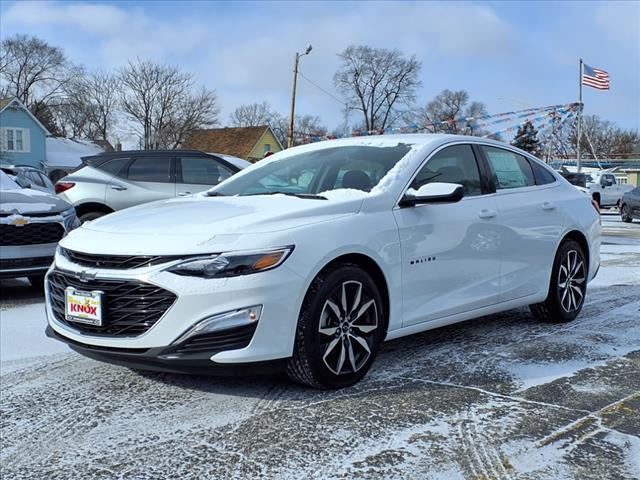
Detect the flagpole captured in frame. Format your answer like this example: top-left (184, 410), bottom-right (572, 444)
top-left (577, 58), bottom-right (583, 173)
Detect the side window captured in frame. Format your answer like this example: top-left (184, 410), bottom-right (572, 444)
top-left (181, 157), bottom-right (235, 186)
top-left (529, 160), bottom-right (557, 185)
top-left (99, 158), bottom-right (130, 177)
top-left (126, 157), bottom-right (172, 183)
top-left (411, 144), bottom-right (482, 196)
top-left (604, 174), bottom-right (616, 186)
top-left (27, 171), bottom-right (45, 187)
top-left (483, 146), bottom-right (535, 189)
top-left (38, 173), bottom-right (54, 191)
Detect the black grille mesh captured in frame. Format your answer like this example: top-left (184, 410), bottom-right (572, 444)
top-left (61, 248), bottom-right (182, 270)
top-left (47, 269), bottom-right (176, 337)
top-left (0, 223), bottom-right (64, 246)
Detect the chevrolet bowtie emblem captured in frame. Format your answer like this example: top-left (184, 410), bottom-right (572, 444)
top-left (79, 270), bottom-right (97, 282)
top-left (9, 216), bottom-right (29, 226)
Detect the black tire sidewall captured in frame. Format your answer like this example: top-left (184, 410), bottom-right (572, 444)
top-left (621, 204), bottom-right (632, 222)
top-left (299, 266), bottom-right (385, 388)
top-left (548, 240), bottom-right (587, 322)
top-left (79, 212), bottom-right (105, 223)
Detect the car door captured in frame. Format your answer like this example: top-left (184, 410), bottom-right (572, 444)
top-left (177, 156), bottom-right (236, 196)
top-left (480, 145), bottom-right (565, 302)
top-left (600, 173), bottom-right (618, 205)
top-left (105, 156), bottom-right (176, 210)
top-left (393, 143), bottom-right (501, 326)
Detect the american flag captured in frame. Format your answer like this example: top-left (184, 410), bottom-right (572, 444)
top-left (582, 63), bottom-right (610, 90)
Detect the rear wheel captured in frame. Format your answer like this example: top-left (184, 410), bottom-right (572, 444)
top-left (621, 204), bottom-right (633, 223)
top-left (530, 240), bottom-right (587, 323)
top-left (286, 264), bottom-right (385, 389)
top-left (79, 211), bottom-right (106, 223)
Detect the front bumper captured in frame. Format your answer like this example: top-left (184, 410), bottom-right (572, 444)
top-left (46, 253), bottom-right (306, 366)
top-left (0, 244), bottom-right (56, 279)
top-left (46, 326), bottom-right (286, 375)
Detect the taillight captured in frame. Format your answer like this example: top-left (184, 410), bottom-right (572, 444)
top-left (55, 182), bottom-right (75, 194)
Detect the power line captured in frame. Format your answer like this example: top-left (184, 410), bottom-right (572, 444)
top-left (297, 69), bottom-right (350, 109)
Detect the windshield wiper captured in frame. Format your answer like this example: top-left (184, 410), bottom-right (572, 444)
top-left (244, 191), bottom-right (327, 200)
top-left (206, 191), bottom-right (226, 197)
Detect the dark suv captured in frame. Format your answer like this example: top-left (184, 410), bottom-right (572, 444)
top-left (620, 186), bottom-right (640, 223)
top-left (54, 150), bottom-right (248, 222)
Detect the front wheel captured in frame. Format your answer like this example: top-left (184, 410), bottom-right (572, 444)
top-left (286, 264), bottom-right (385, 389)
top-left (621, 204), bottom-right (633, 223)
top-left (530, 240), bottom-right (587, 323)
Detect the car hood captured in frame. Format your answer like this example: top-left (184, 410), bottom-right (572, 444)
top-left (64, 194), bottom-right (363, 255)
top-left (0, 188), bottom-right (70, 215)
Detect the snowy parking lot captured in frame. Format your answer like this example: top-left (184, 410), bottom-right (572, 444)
top-left (1, 214), bottom-right (638, 479)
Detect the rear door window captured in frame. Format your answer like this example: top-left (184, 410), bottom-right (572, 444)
top-left (126, 157), bottom-right (172, 183)
top-left (482, 146), bottom-right (535, 189)
top-left (180, 157), bottom-right (235, 186)
top-left (529, 160), bottom-right (557, 185)
top-left (99, 158), bottom-right (130, 177)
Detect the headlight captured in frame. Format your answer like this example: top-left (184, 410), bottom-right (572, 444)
top-left (167, 246), bottom-right (294, 278)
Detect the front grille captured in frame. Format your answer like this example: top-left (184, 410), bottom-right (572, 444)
top-left (0, 256), bottom-right (53, 270)
top-left (61, 248), bottom-right (182, 270)
top-left (47, 269), bottom-right (177, 337)
top-left (0, 223), bottom-right (64, 246)
top-left (168, 323), bottom-right (257, 356)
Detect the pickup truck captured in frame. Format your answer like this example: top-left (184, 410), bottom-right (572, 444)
top-left (585, 172), bottom-right (634, 208)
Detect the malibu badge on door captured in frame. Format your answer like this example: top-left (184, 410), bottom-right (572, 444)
top-left (65, 287), bottom-right (104, 326)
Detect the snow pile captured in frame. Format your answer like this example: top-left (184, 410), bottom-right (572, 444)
top-left (45, 138), bottom-right (106, 168)
top-left (370, 145), bottom-right (423, 194)
top-left (318, 188), bottom-right (368, 200)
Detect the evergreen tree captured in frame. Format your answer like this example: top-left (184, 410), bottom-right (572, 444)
top-left (512, 120), bottom-right (542, 155)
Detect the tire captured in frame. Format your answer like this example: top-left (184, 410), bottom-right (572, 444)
top-left (28, 274), bottom-right (45, 290)
top-left (530, 240), bottom-right (587, 323)
top-left (286, 264), bottom-right (385, 389)
top-left (79, 211), bottom-right (106, 223)
top-left (621, 204), bottom-right (633, 223)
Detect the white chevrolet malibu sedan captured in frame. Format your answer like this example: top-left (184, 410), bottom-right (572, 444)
top-left (45, 135), bottom-right (601, 388)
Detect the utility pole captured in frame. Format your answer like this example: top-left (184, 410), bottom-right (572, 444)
top-left (287, 45), bottom-right (312, 148)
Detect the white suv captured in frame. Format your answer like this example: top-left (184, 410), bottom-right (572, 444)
top-left (45, 135), bottom-right (600, 388)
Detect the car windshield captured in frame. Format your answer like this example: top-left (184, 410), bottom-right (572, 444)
top-left (209, 143), bottom-right (413, 197)
top-left (0, 170), bottom-right (20, 190)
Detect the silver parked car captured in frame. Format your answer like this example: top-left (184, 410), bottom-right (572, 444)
top-left (56, 150), bottom-right (250, 222)
top-left (1, 164), bottom-right (56, 193)
top-left (0, 170), bottom-right (79, 287)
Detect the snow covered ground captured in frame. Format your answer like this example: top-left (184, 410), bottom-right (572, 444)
top-left (1, 214), bottom-right (638, 479)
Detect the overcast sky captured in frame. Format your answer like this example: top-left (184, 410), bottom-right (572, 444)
top-left (1, 0), bottom-right (638, 136)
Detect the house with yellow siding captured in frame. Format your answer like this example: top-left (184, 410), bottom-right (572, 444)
top-left (184, 125), bottom-right (283, 163)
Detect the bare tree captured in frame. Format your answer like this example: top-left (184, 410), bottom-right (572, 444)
top-left (0, 34), bottom-right (79, 112)
top-left (415, 89), bottom-right (488, 135)
top-left (230, 101), bottom-right (274, 127)
top-left (81, 70), bottom-right (120, 140)
top-left (540, 114), bottom-right (639, 159)
top-left (334, 45), bottom-right (421, 131)
top-left (119, 59), bottom-right (219, 149)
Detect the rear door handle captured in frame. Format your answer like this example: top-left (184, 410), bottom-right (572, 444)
top-left (478, 209), bottom-right (497, 219)
top-left (178, 191), bottom-right (192, 196)
top-left (110, 184), bottom-right (127, 191)
top-left (542, 202), bottom-right (556, 211)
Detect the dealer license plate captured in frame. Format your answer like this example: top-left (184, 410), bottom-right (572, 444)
top-left (65, 287), bottom-right (103, 326)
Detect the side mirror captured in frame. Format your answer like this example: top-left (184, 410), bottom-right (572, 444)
top-left (400, 182), bottom-right (465, 207)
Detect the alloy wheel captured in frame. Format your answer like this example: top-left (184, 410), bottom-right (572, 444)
top-left (318, 280), bottom-right (378, 375)
top-left (557, 249), bottom-right (586, 313)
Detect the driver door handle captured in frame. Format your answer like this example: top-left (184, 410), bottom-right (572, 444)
top-left (110, 184), bottom-right (127, 191)
top-left (478, 209), bottom-right (497, 219)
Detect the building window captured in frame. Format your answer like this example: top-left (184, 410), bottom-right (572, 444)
top-left (263, 143), bottom-right (271, 154)
top-left (1, 128), bottom-right (30, 152)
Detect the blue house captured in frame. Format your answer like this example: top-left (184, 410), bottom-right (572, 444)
top-left (0, 97), bottom-right (49, 168)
